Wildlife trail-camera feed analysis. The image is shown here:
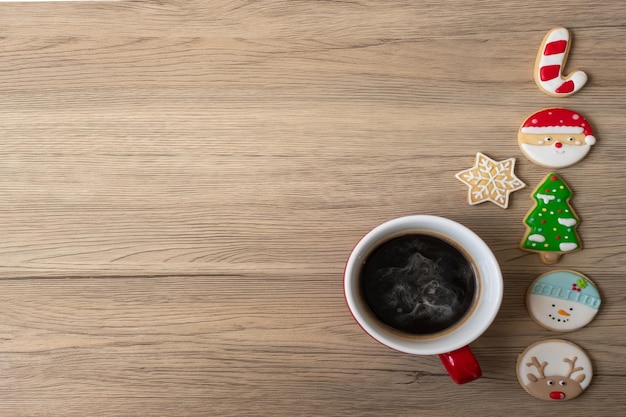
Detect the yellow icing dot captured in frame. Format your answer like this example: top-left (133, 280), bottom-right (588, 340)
top-left (544, 243), bottom-right (549, 247)
top-left (542, 208), bottom-right (547, 212)
top-left (560, 185), bottom-right (564, 189)
top-left (553, 228), bottom-right (557, 231)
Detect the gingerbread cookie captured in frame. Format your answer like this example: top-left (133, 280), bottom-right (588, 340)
top-left (517, 339), bottom-right (592, 401)
top-left (520, 173), bottom-right (581, 264)
top-left (527, 271), bottom-right (601, 332)
top-left (455, 152), bottom-right (526, 209)
top-left (518, 108), bottom-right (596, 169)
top-left (534, 27), bottom-right (588, 97)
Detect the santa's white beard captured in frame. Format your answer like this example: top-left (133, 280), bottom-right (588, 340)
top-left (521, 143), bottom-right (591, 168)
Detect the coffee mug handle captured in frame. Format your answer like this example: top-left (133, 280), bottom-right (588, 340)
top-left (438, 345), bottom-right (482, 384)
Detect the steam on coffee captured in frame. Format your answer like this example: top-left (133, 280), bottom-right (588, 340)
top-left (361, 234), bottom-right (476, 335)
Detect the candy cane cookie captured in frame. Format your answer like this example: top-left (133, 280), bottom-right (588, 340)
top-left (534, 27), bottom-right (588, 97)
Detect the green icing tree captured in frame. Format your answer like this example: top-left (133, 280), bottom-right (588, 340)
top-left (521, 173), bottom-right (581, 264)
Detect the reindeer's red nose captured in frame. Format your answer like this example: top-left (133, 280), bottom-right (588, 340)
top-left (550, 391), bottom-right (566, 400)
top-left (555, 142), bottom-right (563, 148)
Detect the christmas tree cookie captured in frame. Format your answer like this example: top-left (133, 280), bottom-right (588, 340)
top-left (520, 173), bottom-right (580, 264)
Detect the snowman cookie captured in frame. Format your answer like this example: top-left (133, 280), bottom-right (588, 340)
top-left (518, 108), bottom-right (596, 169)
top-left (527, 271), bottom-right (601, 332)
top-left (517, 339), bottom-right (592, 401)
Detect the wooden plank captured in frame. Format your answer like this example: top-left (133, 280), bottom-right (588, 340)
top-left (0, 1), bottom-right (625, 415)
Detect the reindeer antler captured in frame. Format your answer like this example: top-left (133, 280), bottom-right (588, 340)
top-left (563, 356), bottom-right (584, 378)
top-left (526, 356), bottom-right (547, 379)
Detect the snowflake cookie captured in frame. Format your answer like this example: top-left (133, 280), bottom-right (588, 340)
top-left (455, 152), bottom-right (526, 209)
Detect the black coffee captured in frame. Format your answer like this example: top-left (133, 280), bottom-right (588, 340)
top-left (360, 233), bottom-right (476, 335)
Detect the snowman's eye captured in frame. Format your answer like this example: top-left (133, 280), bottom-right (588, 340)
top-left (547, 380), bottom-right (554, 386)
top-left (559, 381), bottom-right (567, 386)
top-left (569, 308), bottom-right (573, 311)
top-left (552, 304), bottom-right (556, 307)
top-left (544, 137), bottom-right (552, 142)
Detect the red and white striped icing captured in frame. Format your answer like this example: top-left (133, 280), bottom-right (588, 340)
top-left (535, 27), bottom-right (588, 97)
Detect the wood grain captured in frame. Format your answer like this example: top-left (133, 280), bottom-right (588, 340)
top-left (1, 1), bottom-right (626, 415)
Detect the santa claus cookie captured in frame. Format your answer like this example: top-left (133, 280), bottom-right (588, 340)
top-left (518, 108), bottom-right (596, 169)
top-left (527, 271), bottom-right (601, 332)
top-left (520, 173), bottom-right (580, 264)
top-left (517, 339), bottom-right (592, 401)
top-left (534, 27), bottom-right (588, 97)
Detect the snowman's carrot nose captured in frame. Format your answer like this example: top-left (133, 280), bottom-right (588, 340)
top-left (558, 309), bottom-right (571, 317)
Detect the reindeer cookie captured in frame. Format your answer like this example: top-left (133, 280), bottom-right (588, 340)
top-left (517, 339), bottom-right (592, 401)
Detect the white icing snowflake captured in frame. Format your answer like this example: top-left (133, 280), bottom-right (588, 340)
top-left (455, 152), bottom-right (526, 209)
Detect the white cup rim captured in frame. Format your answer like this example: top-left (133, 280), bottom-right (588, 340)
top-left (344, 215), bottom-right (503, 355)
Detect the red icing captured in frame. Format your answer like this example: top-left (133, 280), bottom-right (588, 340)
top-left (550, 391), bottom-right (566, 400)
top-left (540, 65), bottom-right (561, 81)
top-left (556, 236), bottom-right (561, 240)
top-left (556, 80), bottom-right (575, 94)
top-left (521, 108), bottom-right (594, 138)
top-left (551, 176), bottom-right (558, 182)
top-left (555, 142), bottom-right (563, 148)
top-left (544, 40), bottom-right (568, 55)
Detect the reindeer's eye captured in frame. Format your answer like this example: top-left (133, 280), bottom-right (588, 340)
top-left (559, 381), bottom-right (567, 386)
top-left (547, 380), bottom-right (554, 386)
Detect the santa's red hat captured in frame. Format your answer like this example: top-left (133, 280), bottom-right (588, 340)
top-left (520, 107), bottom-right (596, 145)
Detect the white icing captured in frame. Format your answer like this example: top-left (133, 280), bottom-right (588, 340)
top-left (559, 242), bottom-right (578, 252)
top-left (518, 340), bottom-right (592, 390)
top-left (546, 27), bottom-right (570, 43)
top-left (528, 294), bottom-right (599, 332)
top-left (528, 234), bottom-right (546, 243)
top-left (536, 193), bottom-right (555, 204)
top-left (520, 143), bottom-right (591, 168)
top-left (521, 126), bottom-right (583, 134)
top-left (558, 218), bottom-right (577, 227)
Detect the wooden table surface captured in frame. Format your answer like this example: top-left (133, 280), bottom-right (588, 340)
top-left (1, 1), bottom-right (625, 416)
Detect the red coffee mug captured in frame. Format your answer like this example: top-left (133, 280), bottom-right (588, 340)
top-left (344, 215), bottom-right (503, 384)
